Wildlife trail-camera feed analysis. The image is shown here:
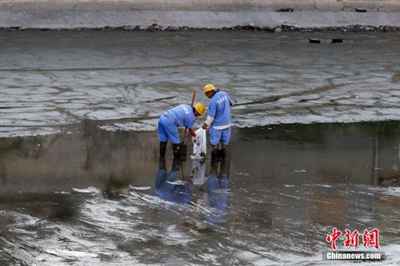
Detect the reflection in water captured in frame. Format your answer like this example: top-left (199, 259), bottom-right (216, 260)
top-left (205, 151), bottom-right (230, 225)
top-left (0, 160), bottom-right (6, 185)
top-left (155, 151), bottom-right (231, 226)
top-left (0, 193), bottom-right (79, 222)
top-left (1, 121), bottom-right (400, 195)
top-left (1, 122), bottom-right (400, 265)
top-left (155, 157), bottom-right (192, 204)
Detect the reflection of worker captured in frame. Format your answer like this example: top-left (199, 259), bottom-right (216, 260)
top-left (155, 155), bottom-right (192, 204)
top-left (206, 149), bottom-right (230, 224)
top-left (158, 103), bottom-right (205, 160)
top-left (201, 84), bottom-right (233, 160)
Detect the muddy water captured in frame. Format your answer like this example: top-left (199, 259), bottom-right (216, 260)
top-left (0, 121), bottom-right (400, 265)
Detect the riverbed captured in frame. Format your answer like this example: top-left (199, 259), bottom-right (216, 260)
top-left (1, 30), bottom-right (400, 265)
top-left (0, 121), bottom-right (400, 265)
top-left (0, 30), bottom-right (399, 137)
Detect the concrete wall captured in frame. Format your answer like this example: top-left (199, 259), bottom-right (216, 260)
top-left (1, 121), bottom-right (400, 194)
top-left (0, 0), bottom-right (400, 28)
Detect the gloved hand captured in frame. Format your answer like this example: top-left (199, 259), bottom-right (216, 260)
top-left (202, 123), bottom-right (208, 130)
top-left (189, 128), bottom-right (196, 138)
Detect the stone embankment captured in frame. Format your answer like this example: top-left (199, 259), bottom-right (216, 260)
top-left (0, 0), bottom-right (400, 30)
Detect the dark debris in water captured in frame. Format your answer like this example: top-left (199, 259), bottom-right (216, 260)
top-left (276, 8), bottom-right (295, 12)
top-left (379, 176), bottom-right (400, 187)
top-left (0, 24), bottom-right (399, 33)
top-left (393, 72), bottom-right (400, 82)
top-left (355, 8), bottom-right (368, 13)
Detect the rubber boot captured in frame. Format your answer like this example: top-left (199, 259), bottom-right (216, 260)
top-left (159, 141), bottom-right (167, 160)
top-left (179, 143), bottom-right (187, 162)
top-left (172, 143), bottom-right (182, 161)
top-left (210, 147), bottom-right (219, 174)
top-left (219, 146), bottom-right (231, 178)
top-left (159, 151), bottom-right (166, 171)
top-left (218, 147), bottom-right (226, 161)
top-left (171, 154), bottom-right (180, 172)
top-left (172, 143), bottom-right (183, 173)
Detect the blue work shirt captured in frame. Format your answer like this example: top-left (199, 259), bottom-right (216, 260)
top-left (207, 90), bottom-right (232, 128)
top-left (163, 104), bottom-right (196, 129)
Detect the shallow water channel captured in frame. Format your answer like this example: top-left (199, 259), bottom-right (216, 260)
top-left (0, 121), bottom-right (400, 265)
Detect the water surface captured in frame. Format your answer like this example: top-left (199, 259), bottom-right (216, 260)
top-left (0, 121), bottom-right (400, 265)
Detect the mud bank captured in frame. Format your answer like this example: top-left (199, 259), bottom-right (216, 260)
top-left (3, 25), bottom-right (400, 33)
top-left (1, 0), bottom-right (400, 29)
top-left (1, 30), bottom-right (399, 137)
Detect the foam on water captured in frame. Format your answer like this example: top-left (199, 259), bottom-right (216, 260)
top-left (382, 187), bottom-right (400, 197)
top-left (72, 186), bottom-right (101, 194)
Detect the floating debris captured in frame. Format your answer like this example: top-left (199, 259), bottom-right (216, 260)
top-left (276, 8), bottom-right (294, 12)
top-left (183, 219), bottom-right (210, 233)
top-left (128, 185), bottom-right (151, 191)
top-left (355, 8), bottom-right (367, 13)
top-left (72, 186), bottom-right (100, 194)
top-left (293, 169), bottom-right (307, 174)
top-left (331, 38), bottom-right (343, 43)
top-left (309, 38), bottom-right (321, 44)
top-left (309, 38), bottom-right (344, 44)
top-left (392, 72), bottom-right (400, 82)
top-left (383, 187), bottom-right (400, 197)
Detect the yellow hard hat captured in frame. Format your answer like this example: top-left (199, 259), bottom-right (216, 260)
top-left (202, 83), bottom-right (216, 94)
top-left (193, 102), bottom-right (206, 116)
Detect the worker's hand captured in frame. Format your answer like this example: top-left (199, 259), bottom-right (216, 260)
top-left (189, 128), bottom-right (196, 138)
top-left (202, 123), bottom-right (208, 130)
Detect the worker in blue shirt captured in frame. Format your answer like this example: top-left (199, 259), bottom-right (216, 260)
top-left (201, 83), bottom-right (233, 160)
top-left (158, 102), bottom-right (206, 160)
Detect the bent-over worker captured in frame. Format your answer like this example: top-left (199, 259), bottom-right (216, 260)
top-left (158, 102), bottom-right (205, 160)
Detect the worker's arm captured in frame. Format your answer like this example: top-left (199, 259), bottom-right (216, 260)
top-left (184, 113), bottom-right (196, 134)
top-left (202, 116), bottom-right (214, 130)
top-left (202, 100), bottom-right (216, 129)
